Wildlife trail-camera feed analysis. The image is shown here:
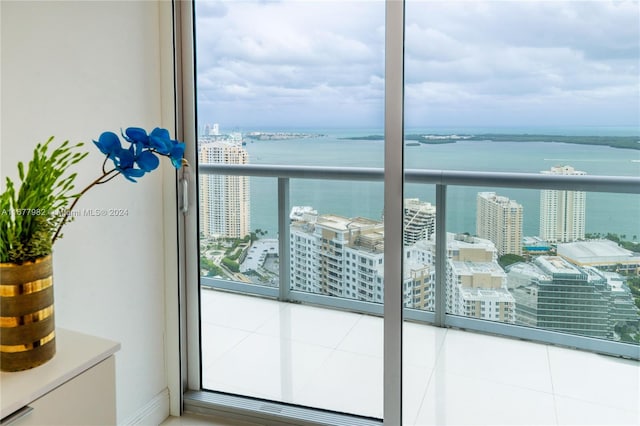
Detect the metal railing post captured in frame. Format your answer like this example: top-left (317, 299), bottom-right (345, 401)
top-left (278, 177), bottom-right (291, 301)
top-left (435, 183), bottom-right (447, 327)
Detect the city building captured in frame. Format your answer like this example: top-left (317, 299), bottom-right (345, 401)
top-left (476, 192), bottom-right (523, 256)
top-left (557, 239), bottom-right (640, 274)
top-left (444, 234), bottom-right (516, 323)
top-left (199, 139), bottom-right (250, 239)
top-left (403, 198), bottom-right (436, 245)
top-left (290, 208), bottom-right (516, 319)
top-left (539, 165), bottom-right (586, 243)
top-left (401, 233), bottom-right (516, 319)
top-left (523, 236), bottom-right (552, 254)
top-left (601, 271), bottom-right (640, 327)
top-left (507, 256), bottom-right (618, 339)
top-left (289, 210), bottom-right (434, 309)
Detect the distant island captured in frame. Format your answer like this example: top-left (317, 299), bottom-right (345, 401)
top-left (246, 132), bottom-right (326, 141)
top-left (341, 134), bottom-right (640, 150)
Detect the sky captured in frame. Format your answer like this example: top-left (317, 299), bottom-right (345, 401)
top-left (195, 0), bottom-right (640, 131)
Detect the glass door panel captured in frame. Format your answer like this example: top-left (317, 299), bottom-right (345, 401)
top-left (195, 0), bottom-right (386, 418)
top-left (403, 0), bottom-right (639, 423)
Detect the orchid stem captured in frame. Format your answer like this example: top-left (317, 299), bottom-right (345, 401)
top-left (51, 168), bottom-right (119, 244)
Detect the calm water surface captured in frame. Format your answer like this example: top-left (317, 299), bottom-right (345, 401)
top-left (239, 133), bottom-right (640, 239)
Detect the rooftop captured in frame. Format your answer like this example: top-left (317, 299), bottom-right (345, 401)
top-left (536, 256), bottom-right (583, 275)
top-left (558, 240), bottom-right (640, 265)
top-left (451, 260), bottom-right (506, 277)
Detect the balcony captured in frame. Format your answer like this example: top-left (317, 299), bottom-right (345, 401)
top-left (194, 164), bottom-right (640, 424)
top-left (196, 288), bottom-right (639, 425)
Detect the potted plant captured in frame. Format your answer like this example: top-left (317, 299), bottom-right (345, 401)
top-left (0, 127), bottom-right (185, 371)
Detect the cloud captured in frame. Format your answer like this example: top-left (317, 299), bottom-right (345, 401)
top-left (195, 1), bottom-right (228, 18)
top-left (195, 0), bottom-right (639, 129)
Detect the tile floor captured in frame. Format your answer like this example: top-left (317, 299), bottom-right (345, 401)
top-left (188, 288), bottom-right (639, 425)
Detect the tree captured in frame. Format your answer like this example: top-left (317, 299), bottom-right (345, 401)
top-left (222, 257), bottom-right (240, 273)
top-left (200, 256), bottom-right (223, 277)
top-left (498, 254), bottom-right (526, 269)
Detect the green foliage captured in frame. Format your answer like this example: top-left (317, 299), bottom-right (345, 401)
top-left (620, 241), bottom-right (640, 252)
top-left (200, 256), bottom-right (223, 277)
top-left (227, 248), bottom-right (243, 261)
top-left (250, 228), bottom-right (267, 242)
top-left (498, 253), bottom-right (526, 269)
top-left (586, 233), bottom-right (640, 253)
top-left (0, 137), bottom-right (87, 263)
top-left (627, 277), bottom-right (640, 309)
top-left (614, 322), bottom-right (640, 344)
top-left (222, 257), bottom-right (240, 273)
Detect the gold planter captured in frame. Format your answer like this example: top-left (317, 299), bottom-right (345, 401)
top-left (0, 255), bottom-right (56, 371)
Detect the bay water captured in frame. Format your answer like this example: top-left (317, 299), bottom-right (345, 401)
top-left (240, 130), bottom-right (640, 240)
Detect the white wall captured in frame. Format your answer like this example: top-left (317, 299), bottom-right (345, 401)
top-left (1, 1), bottom-right (178, 423)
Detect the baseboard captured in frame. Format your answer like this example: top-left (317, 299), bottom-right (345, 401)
top-left (122, 388), bottom-right (170, 425)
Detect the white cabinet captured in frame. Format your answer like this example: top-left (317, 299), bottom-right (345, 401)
top-left (1, 329), bottom-right (120, 426)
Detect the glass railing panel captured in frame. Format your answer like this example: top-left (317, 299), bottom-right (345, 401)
top-left (402, 183), bottom-right (439, 314)
top-left (199, 176), bottom-right (278, 289)
top-left (444, 185), bottom-right (640, 346)
top-left (289, 179), bottom-right (384, 305)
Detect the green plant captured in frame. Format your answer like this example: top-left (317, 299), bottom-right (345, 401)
top-left (0, 137), bottom-right (87, 263)
top-left (1, 127), bottom-right (185, 264)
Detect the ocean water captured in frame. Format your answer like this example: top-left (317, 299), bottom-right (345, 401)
top-left (238, 130), bottom-right (640, 240)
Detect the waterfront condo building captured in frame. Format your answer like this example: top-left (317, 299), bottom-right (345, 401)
top-left (539, 165), bottom-right (586, 243)
top-left (403, 198), bottom-right (436, 245)
top-left (290, 208), bottom-right (516, 318)
top-left (199, 139), bottom-right (250, 239)
top-left (476, 192), bottom-right (523, 256)
top-left (289, 210), bottom-right (434, 309)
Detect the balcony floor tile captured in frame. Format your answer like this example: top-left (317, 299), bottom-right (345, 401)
top-left (200, 289), bottom-right (640, 426)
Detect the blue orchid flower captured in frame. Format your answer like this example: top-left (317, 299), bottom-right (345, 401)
top-left (123, 127), bottom-right (149, 146)
top-left (170, 143), bottom-right (186, 169)
top-left (136, 150), bottom-right (160, 172)
top-left (149, 127), bottom-right (173, 154)
top-left (118, 167), bottom-right (146, 183)
top-left (93, 132), bottom-right (122, 157)
top-left (94, 126), bottom-right (185, 183)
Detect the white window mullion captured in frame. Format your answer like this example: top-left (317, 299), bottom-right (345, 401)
top-left (383, 0), bottom-right (405, 425)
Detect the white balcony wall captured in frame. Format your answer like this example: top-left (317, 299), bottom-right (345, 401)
top-left (1, 1), bottom-right (178, 423)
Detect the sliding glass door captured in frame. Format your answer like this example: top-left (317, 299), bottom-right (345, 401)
top-left (179, 0), bottom-right (639, 424)
top-left (402, 1), bottom-right (639, 423)
top-left (193, 0), bottom-right (388, 420)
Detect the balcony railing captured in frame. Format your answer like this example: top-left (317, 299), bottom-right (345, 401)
top-left (199, 163), bottom-right (640, 359)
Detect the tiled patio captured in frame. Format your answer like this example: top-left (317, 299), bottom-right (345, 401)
top-left (197, 288), bottom-right (639, 425)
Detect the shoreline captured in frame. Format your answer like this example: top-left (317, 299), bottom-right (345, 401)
top-left (340, 134), bottom-right (640, 150)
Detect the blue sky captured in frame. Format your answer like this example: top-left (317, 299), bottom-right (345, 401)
top-left (195, 0), bottom-right (639, 131)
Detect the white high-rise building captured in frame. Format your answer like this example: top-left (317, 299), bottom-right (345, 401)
top-left (540, 165), bottom-right (586, 243)
top-left (445, 234), bottom-right (516, 323)
top-left (289, 211), bottom-right (434, 308)
top-left (407, 234), bottom-right (516, 322)
top-left (290, 212), bottom-right (384, 300)
top-left (290, 208), bottom-right (513, 317)
top-left (476, 192), bottom-right (523, 256)
top-left (404, 198), bottom-right (436, 245)
top-left (199, 140), bottom-right (250, 239)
